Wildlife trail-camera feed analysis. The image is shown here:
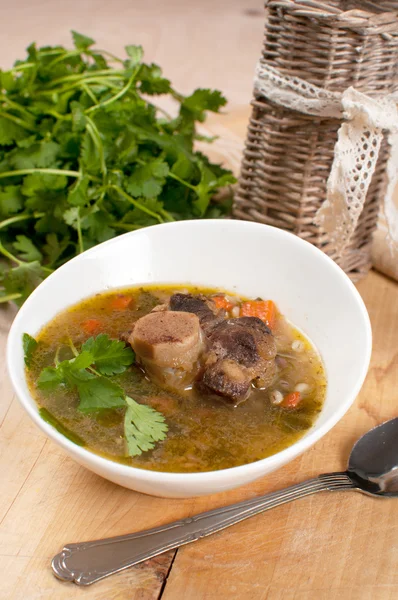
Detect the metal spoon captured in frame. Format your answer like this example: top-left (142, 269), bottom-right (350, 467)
top-left (52, 417), bottom-right (398, 586)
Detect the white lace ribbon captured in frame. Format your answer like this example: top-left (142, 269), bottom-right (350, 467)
top-left (254, 62), bottom-right (398, 253)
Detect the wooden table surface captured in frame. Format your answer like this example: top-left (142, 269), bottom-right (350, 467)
top-left (1, 2), bottom-right (398, 598)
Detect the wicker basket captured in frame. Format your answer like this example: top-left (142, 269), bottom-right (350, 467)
top-left (234, 0), bottom-right (398, 281)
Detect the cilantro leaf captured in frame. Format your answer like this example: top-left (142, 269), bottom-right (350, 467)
top-left (37, 355), bottom-right (90, 389)
top-left (13, 235), bottom-right (43, 262)
top-left (67, 176), bottom-right (90, 206)
top-left (0, 116), bottom-right (26, 145)
top-left (9, 140), bottom-right (60, 170)
top-left (1, 261), bottom-right (48, 306)
top-left (23, 332), bottom-right (38, 367)
top-left (0, 186), bottom-right (23, 217)
top-left (0, 70), bottom-right (16, 93)
top-left (71, 350), bottom-right (95, 370)
top-left (81, 334), bottom-right (135, 376)
top-left (62, 206), bottom-right (80, 229)
top-left (121, 197), bottom-right (163, 226)
top-left (76, 376), bottom-right (126, 413)
top-left (124, 396), bottom-right (168, 456)
top-left (192, 161), bottom-right (236, 215)
top-left (139, 64), bottom-right (171, 95)
top-left (71, 31), bottom-right (95, 50)
top-left (125, 45), bottom-right (144, 67)
top-left (22, 172), bottom-right (68, 197)
top-left (126, 158), bottom-right (169, 198)
top-left (42, 233), bottom-right (71, 267)
top-left (193, 162), bottom-right (217, 214)
top-left (182, 89), bottom-right (227, 121)
top-left (171, 154), bottom-right (194, 180)
top-left (32, 331), bottom-right (167, 454)
top-left (83, 210), bottom-right (116, 243)
top-left (71, 101), bottom-right (86, 133)
top-left (80, 130), bottom-right (101, 174)
top-left (37, 366), bottom-right (64, 389)
top-left (36, 351), bottom-right (126, 412)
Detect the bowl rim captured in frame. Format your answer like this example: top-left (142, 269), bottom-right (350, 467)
top-left (6, 219), bottom-right (372, 484)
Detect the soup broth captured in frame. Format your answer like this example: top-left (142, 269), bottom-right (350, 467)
top-left (26, 285), bottom-right (326, 473)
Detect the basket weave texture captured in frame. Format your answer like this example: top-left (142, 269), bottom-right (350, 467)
top-left (234, 0), bottom-right (398, 281)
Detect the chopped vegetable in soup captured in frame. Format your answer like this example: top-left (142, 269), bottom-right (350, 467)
top-left (24, 285), bottom-right (326, 473)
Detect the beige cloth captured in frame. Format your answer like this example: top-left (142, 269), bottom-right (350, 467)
top-left (372, 211), bottom-right (398, 281)
top-left (254, 62), bottom-right (398, 260)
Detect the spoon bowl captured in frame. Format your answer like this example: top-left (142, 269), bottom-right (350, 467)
top-left (348, 417), bottom-right (398, 496)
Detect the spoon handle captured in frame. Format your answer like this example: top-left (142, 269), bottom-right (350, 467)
top-left (52, 472), bottom-right (354, 586)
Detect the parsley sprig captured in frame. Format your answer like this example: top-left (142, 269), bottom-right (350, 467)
top-left (25, 332), bottom-right (168, 456)
top-left (1, 32), bottom-right (235, 305)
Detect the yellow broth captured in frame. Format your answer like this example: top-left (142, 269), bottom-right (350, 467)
top-left (26, 285), bottom-right (327, 473)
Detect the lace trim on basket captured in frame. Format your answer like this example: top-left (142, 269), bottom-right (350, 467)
top-left (254, 62), bottom-right (398, 254)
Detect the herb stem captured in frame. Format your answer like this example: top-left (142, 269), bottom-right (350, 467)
top-left (68, 337), bottom-right (79, 357)
top-left (0, 96), bottom-right (34, 120)
top-left (54, 346), bottom-right (61, 366)
top-left (0, 212), bottom-right (44, 231)
top-left (113, 223), bottom-right (143, 231)
top-left (0, 292), bottom-right (23, 303)
top-left (11, 63), bottom-right (35, 72)
top-left (86, 70), bottom-right (137, 114)
top-left (168, 171), bottom-right (196, 191)
top-left (36, 49), bottom-right (66, 57)
top-left (150, 103), bottom-right (173, 120)
top-left (110, 185), bottom-right (164, 223)
top-left (0, 168), bottom-right (96, 181)
top-left (88, 366), bottom-right (102, 377)
top-left (76, 208), bottom-right (84, 254)
top-left (83, 79), bottom-right (121, 91)
top-left (0, 236), bottom-right (53, 272)
top-left (85, 117), bottom-right (106, 176)
top-left (44, 69), bottom-right (126, 86)
top-left (38, 77), bottom-right (124, 97)
top-left (95, 49), bottom-right (124, 64)
top-left (159, 208), bottom-right (175, 222)
top-left (0, 239), bottom-right (23, 265)
top-left (82, 83), bottom-right (99, 105)
top-left (43, 109), bottom-right (72, 121)
top-left (0, 111), bottom-right (36, 132)
top-left (45, 49), bottom-right (82, 68)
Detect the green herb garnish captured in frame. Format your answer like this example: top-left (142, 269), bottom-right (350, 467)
top-left (81, 334), bottom-right (136, 375)
top-left (32, 332), bottom-right (167, 456)
top-left (39, 407), bottom-right (85, 446)
top-left (0, 32), bottom-right (235, 306)
top-left (124, 396), bottom-right (168, 456)
top-left (23, 332), bottom-right (38, 366)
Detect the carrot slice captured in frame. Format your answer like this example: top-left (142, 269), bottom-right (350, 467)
top-left (109, 295), bottom-right (132, 311)
top-left (240, 300), bottom-right (276, 328)
top-left (82, 318), bottom-right (102, 335)
top-left (281, 391), bottom-right (301, 409)
top-left (212, 295), bottom-right (234, 311)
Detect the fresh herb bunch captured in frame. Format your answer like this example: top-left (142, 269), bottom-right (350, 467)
top-left (0, 32), bottom-right (235, 305)
top-left (24, 332), bottom-right (168, 456)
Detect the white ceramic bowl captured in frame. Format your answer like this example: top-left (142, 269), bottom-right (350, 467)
top-left (7, 220), bottom-right (372, 498)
